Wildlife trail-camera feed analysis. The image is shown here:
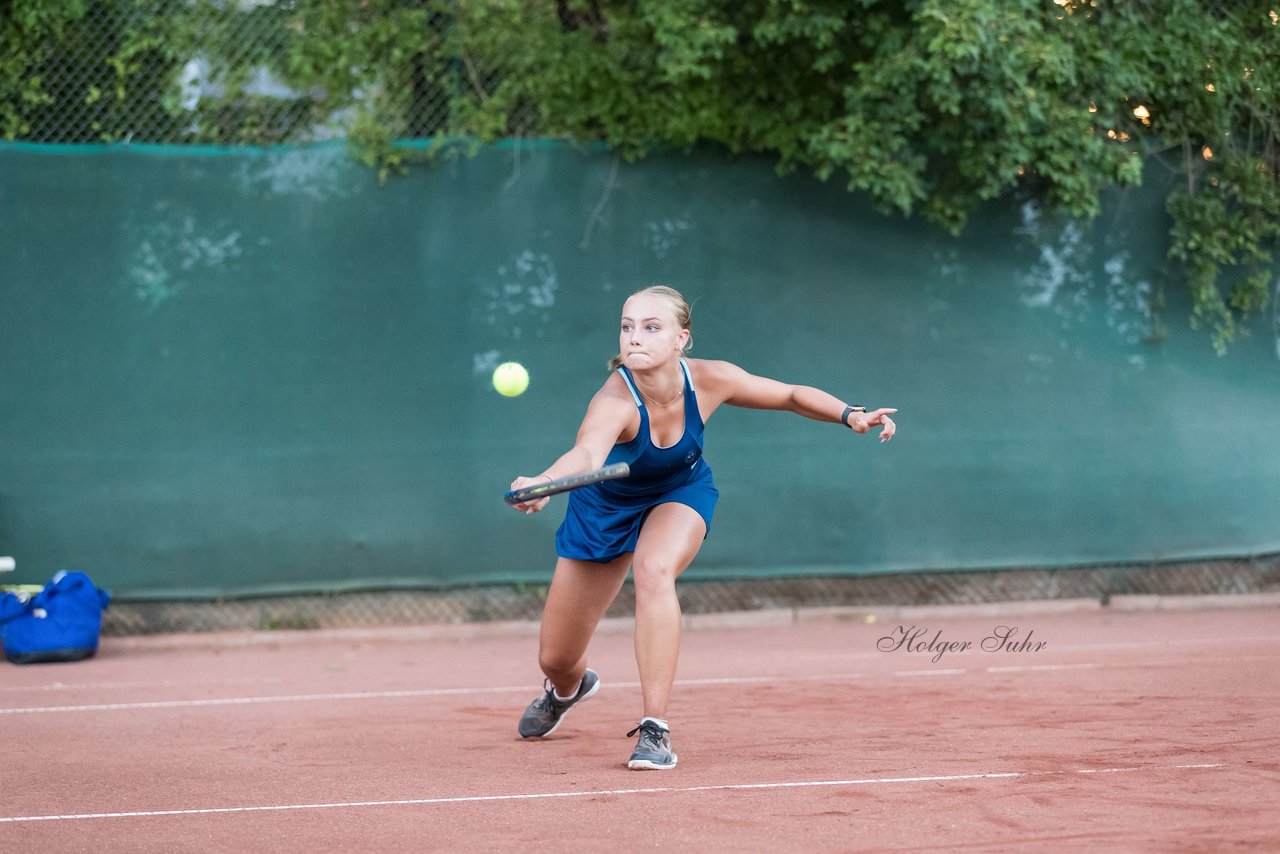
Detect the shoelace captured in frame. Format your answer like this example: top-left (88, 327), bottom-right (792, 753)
top-left (626, 722), bottom-right (667, 744)
top-left (530, 681), bottom-right (557, 711)
top-left (537, 680), bottom-right (577, 710)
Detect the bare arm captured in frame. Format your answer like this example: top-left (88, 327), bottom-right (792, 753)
top-left (699, 359), bottom-right (897, 441)
top-left (509, 375), bottom-right (637, 514)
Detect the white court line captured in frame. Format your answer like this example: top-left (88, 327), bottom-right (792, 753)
top-left (0, 763), bottom-right (1226, 824)
top-left (0, 686), bottom-right (533, 715)
top-left (1063, 635), bottom-right (1280, 653)
top-left (983, 653), bottom-right (1275, 674)
top-left (986, 663), bottom-right (1099, 673)
top-left (0, 674), bottom-right (861, 715)
top-left (6, 654), bottom-right (1275, 715)
top-left (0, 673), bottom-right (798, 699)
top-left (15, 646), bottom-right (1263, 698)
top-left (10, 636), bottom-right (1280, 696)
top-left (0, 677), bottom-right (288, 694)
top-left (896, 655), bottom-right (1273, 677)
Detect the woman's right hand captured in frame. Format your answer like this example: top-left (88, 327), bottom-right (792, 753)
top-left (509, 475), bottom-right (553, 515)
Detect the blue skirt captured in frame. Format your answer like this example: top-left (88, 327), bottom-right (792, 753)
top-left (555, 461), bottom-right (718, 563)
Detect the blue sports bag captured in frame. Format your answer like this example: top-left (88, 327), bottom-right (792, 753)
top-left (0, 570), bottom-right (111, 665)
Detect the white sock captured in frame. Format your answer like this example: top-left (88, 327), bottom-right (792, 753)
top-left (641, 716), bottom-right (669, 731)
top-left (553, 680), bottom-right (581, 702)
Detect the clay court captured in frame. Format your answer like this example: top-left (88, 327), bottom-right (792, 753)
top-left (3, 599), bottom-right (1278, 852)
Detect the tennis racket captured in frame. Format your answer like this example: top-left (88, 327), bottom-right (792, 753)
top-left (504, 462), bottom-right (630, 505)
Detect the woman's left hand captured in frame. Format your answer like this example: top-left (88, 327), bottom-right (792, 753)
top-left (851, 407), bottom-right (897, 442)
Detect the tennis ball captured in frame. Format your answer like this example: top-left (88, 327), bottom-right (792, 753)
top-left (492, 362), bottom-right (529, 397)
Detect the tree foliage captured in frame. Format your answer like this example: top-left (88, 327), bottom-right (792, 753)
top-left (3, 0), bottom-right (1276, 351)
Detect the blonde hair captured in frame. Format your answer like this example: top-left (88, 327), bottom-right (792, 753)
top-left (609, 285), bottom-right (693, 370)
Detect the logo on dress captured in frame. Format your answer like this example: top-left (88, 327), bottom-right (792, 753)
top-left (684, 450), bottom-right (698, 466)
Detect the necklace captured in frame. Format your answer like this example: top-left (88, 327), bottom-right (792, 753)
top-left (636, 382), bottom-right (683, 407)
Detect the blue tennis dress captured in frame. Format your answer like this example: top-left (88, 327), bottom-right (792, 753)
top-left (556, 359), bottom-right (718, 563)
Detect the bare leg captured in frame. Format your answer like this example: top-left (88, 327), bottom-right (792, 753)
top-left (630, 503), bottom-right (707, 719)
top-left (537, 554), bottom-right (631, 696)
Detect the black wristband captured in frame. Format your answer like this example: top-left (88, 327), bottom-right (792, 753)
top-left (840, 405), bottom-right (867, 428)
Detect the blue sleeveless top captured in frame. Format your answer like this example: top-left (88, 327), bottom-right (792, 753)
top-left (555, 359), bottom-right (718, 563)
top-left (603, 360), bottom-right (707, 494)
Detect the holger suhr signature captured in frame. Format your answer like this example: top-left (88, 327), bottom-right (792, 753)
top-left (877, 625), bottom-right (1047, 663)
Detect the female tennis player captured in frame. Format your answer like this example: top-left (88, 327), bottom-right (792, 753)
top-left (509, 285), bottom-right (896, 770)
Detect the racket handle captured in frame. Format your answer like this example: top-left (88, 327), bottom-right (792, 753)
top-left (504, 462), bottom-right (630, 505)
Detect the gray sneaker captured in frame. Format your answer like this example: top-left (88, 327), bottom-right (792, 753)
top-left (517, 669), bottom-right (600, 738)
top-left (626, 720), bottom-right (678, 770)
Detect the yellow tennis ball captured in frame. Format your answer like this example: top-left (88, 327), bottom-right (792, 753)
top-left (492, 362), bottom-right (529, 397)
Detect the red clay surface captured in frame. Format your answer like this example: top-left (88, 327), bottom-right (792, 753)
top-left (3, 603), bottom-right (1278, 852)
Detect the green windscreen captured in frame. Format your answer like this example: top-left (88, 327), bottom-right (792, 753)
top-left (1, 143), bottom-right (1277, 598)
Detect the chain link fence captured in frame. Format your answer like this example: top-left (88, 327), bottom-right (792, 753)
top-left (5, 0), bottom-right (534, 147)
top-left (12, 1), bottom-right (1264, 148)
